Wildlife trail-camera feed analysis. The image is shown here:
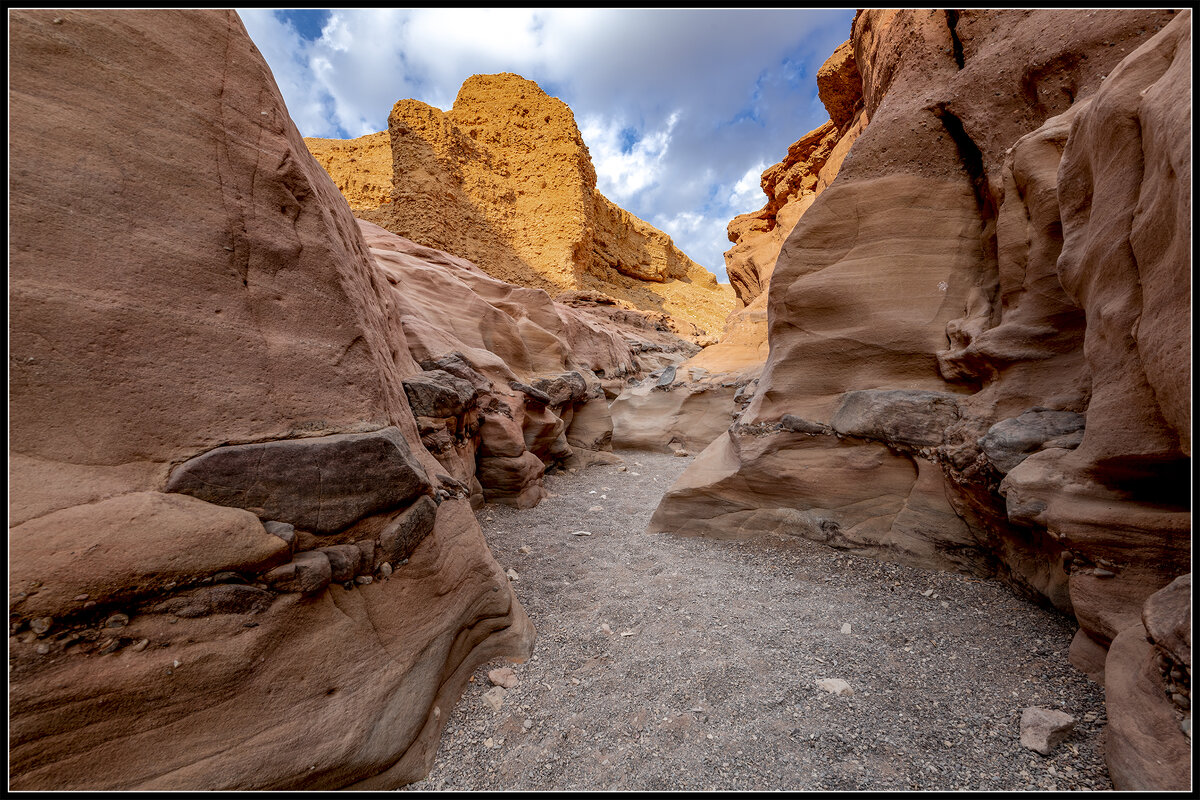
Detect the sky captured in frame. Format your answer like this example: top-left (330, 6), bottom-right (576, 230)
top-left (238, 8), bottom-right (856, 283)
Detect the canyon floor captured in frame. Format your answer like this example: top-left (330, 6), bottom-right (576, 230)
top-left (403, 450), bottom-right (1111, 791)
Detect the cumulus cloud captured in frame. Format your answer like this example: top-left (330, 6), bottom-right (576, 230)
top-left (238, 8), bottom-right (856, 280)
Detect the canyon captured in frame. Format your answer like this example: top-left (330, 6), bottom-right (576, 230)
top-left (8, 8), bottom-right (1191, 792)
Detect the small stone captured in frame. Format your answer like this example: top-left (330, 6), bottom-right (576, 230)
top-left (519, 546), bottom-right (532, 554)
top-left (600, 623), bottom-right (613, 635)
top-left (523, 718), bottom-right (534, 730)
top-left (1181, 718), bottom-right (1191, 739)
top-left (105, 613), bottom-right (130, 628)
top-left (130, 639), bottom-right (150, 652)
top-left (506, 568), bottom-right (520, 581)
top-left (29, 617), bottom-right (53, 636)
top-left (570, 530), bottom-right (592, 536)
top-left (488, 667), bottom-right (519, 689)
top-left (570, 678), bottom-right (580, 685)
top-left (588, 506), bottom-right (603, 513)
top-left (841, 623), bottom-right (852, 635)
top-left (482, 686), bottom-right (507, 712)
top-left (355, 575), bottom-right (373, 585)
top-left (1020, 707), bottom-right (1076, 755)
top-left (83, 601), bottom-right (97, 609)
top-left (922, 588), bottom-right (935, 597)
top-left (74, 594), bottom-right (90, 602)
top-left (816, 678), bottom-right (854, 696)
top-left (35, 643), bottom-right (50, 655)
top-left (1093, 568), bottom-right (1115, 578)
top-left (618, 466), bottom-right (627, 472)
top-left (379, 562), bottom-right (393, 579)
top-left (484, 737), bottom-right (495, 748)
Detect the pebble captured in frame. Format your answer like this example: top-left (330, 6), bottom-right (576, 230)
top-left (1020, 707), bottom-right (1076, 755)
top-left (570, 530), bottom-right (592, 537)
top-left (130, 639), bottom-right (150, 652)
top-left (488, 667), bottom-right (519, 689)
top-left (816, 678), bottom-right (854, 696)
top-left (482, 686), bottom-right (507, 712)
top-left (35, 643), bottom-right (50, 655)
top-left (588, 506), bottom-right (603, 513)
top-left (74, 594), bottom-right (90, 602)
top-left (519, 546), bottom-right (532, 554)
top-left (600, 623), bottom-right (613, 635)
top-left (841, 623), bottom-right (852, 635)
top-left (105, 613), bottom-right (130, 628)
top-left (523, 718), bottom-right (534, 730)
top-left (355, 575), bottom-right (373, 585)
top-left (922, 588), bottom-right (935, 597)
top-left (379, 562), bottom-right (393, 579)
top-left (30, 617), bottom-right (53, 635)
top-left (506, 568), bottom-right (520, 581)
top-left (484, 737), bottom-right (495, 748)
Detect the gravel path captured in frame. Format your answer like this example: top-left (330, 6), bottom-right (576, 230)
top-left (403, 450), bottom-right (1110, 791)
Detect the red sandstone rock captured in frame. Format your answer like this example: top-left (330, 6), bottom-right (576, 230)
top-left (652, 9), bottom-right (1190, 786)
top-left (9, 9), bottom-right (535, 789)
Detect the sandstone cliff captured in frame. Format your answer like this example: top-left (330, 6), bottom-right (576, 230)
top-left (8, 9), bottom-right (685, 789)
top-left (651, 9), bottom-right (1191, 789)
top-left (306, 74), bottom-right (735, 343)
top-left (611, 38), bottom-right (866, 453)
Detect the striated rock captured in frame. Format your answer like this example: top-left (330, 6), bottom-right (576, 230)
top-left (10, 492), bottom-right (290, 622)
top-left (308, 73), bottom-right (735, 343)
top-left (10, 9), bottom-right (534, 790)
top-left (1142, 574), bottom-right (1190, 670)
top-left (653, 11), bottom-right (1189, 783)
top-left (377, 496), bottom-right (439, 567)
top-left (1104, 618), bottom-right (1191, 789)
top-left (166, 427), bottom-right (432, 534)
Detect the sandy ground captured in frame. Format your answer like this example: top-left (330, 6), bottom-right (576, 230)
top-left (402, 450), bottom-right (1110, 791)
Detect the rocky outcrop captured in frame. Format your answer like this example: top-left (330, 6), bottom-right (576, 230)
top-left (306, 74), bottom-right (735, 344)
top-left (651, 9), bottom-right (1190, 788)
top-left (611, 37), bottom-right (865, 454)
top-left (8, 9), bottom-right (545, 790)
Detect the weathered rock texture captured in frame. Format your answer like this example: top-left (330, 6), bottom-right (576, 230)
top-left (8, 9), bottom-right (549, 790)
top-left (612, 37), bottom-right (865, 453)
top-left (651, 9), bottom-right (1191, 789)
top-left (306, 73), bottom-right (735, 343)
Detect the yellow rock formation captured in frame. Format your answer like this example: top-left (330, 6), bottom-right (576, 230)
top-left (306, 73), bottom-right (734, 343)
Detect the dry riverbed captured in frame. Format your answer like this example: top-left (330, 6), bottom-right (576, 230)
top-left (403, 450), bottom-right (1110, 791)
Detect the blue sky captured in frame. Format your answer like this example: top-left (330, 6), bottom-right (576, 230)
top-left (239, 8), bottom-right (856, 282)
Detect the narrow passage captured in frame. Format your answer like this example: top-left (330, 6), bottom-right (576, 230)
top-left (404, 450), bottom-right (1109, 791)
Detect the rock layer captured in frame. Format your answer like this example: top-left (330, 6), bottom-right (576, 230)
top-left (306, 74), bottom-right (735, 343)
top-left (10, 9), bottom-right (538, 789)
top-left (651, 9), bottom-right (1191, 788)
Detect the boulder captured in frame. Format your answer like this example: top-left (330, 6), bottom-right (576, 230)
top-left (166, 427), bottom-right (432, 534)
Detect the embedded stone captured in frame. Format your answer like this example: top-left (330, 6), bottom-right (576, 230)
top-left (831, 390), bottom-right (961, 448)
top-left (262, 521), bottom-right (297, 551)
top-left (402, 369), bottom-right (477, 418)
top-left (150, 584), bottom-right (274, 617)
top-left (377, 496), bottom-right (438, 566)
top-left (532, 372), bottom-right (588, 407)
top-left (165, 427), bottom-right (431, 533)
top-left (317, 545), bottom-right (363, 584)
top-left (979, 410), bottom-right (1086, 473)
top-left (262, 551), bottom-right (332, 595)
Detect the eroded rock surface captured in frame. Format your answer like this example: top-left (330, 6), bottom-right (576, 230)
top-left (651, 9), bottom-right (1191, 788)
top-left (306, 74), bottom-right (735, 343)
top-left (10, 9), bottom-right (535, 789)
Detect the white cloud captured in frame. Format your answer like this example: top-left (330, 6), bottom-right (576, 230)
top-left (238, 8), bottom-right (857, 280)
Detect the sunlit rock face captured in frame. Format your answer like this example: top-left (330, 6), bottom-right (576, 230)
top-left (612, 37), bottom-right (867, 454)
top-left (7, 9), bottom-right (541, 790)
top-left (651, 9), bottom-right (1190, 788)
top-left (307, 73), bottom-right (735, 345)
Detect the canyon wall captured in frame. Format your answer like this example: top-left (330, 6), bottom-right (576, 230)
top-left (610, 37), bottom-right (866, 453)
top-left (651, 9), bottom-right (1191, 788)
top-left (307, 75), bottom-right (735, 344)
top-left (8, 9), bottom-right (683, 789)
